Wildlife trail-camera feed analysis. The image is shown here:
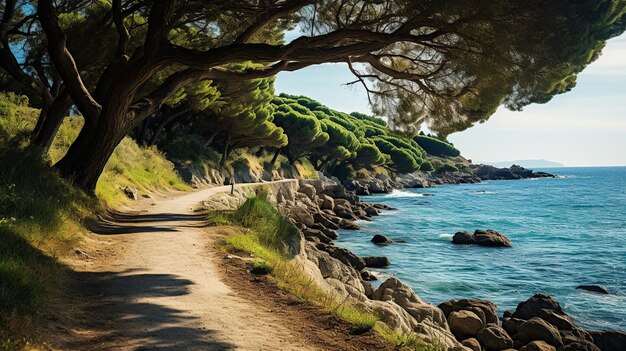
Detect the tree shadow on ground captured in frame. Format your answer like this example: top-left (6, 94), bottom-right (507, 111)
top-left (85, 212), bottom-right (208, 235)
top-left (62, 268), bottom-right (236, 351)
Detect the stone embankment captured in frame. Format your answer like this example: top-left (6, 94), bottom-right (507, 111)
top-left (202, 176), bottom-right (623, 351)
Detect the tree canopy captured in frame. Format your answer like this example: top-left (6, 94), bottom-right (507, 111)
top-left (0, 0), bottom-right (624, 189)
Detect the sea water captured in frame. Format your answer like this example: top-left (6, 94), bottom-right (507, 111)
top-left (335, 167), bottom-right (626, 330)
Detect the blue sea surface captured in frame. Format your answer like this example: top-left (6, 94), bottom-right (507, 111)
top-left (336, 167), bottom-right (626, 330)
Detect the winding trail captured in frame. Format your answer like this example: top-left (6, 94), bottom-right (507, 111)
top-left (64, 182), bottom-right (316, 351)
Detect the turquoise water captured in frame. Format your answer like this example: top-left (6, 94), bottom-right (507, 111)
top-left (336, 167), bottom-right (626, 330)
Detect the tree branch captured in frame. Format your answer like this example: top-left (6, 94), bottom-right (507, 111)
top-left (37, 0), bottom-right (101, 120)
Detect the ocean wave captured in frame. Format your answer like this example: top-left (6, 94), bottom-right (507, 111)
top-left (474, 190), bottom-right (497, 195)
top-left (384, 189), bottom-right (431, 198)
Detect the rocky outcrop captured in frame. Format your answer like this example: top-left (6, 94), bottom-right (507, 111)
top-left (342, 164), bottom-right (555, 195)
top-left (371, 234), bottom-right (394, 244)
top-left (576, 285), bottom-right (609, 294)
top-left (452, 230), bottom-right (512, 247)
top-left (586, 330), bottom-right (626, 351)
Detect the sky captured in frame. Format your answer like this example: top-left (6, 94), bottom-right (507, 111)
top-left (275, 34), bottom-right (626, 167)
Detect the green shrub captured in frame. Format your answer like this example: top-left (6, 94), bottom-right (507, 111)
top-left (414, 135), bottom-right (461, 157)
top-left (434, 162), bottom-right (459, 174)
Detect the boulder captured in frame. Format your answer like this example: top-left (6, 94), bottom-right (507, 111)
top-left (449, 310), bottom-right (485, 339)
top-left (587, 330), bottom-right (626, 351)
top-left (515, 318), bottom-right (563, 348)
top-left (123, 186), bottom-right (138, 200)
top-left (520, 341), bottom-right (556, 351)
top-left (363, 256), bottom-right (390, 268)
top-left (439, 299), bottom-right (499, 325)
top-left (575, 285), bottom-right (608, 294)
top-left (462, 338), bottom-right (482, 351)
top-left (330, 247), bottom-right (366, 271)
top-left (298, 183), bottom-right (317, 201)
top-left (360, 270), bottom-right (377, 281)
top-left (502, 318), bottom-right (525, 336)
top-left (319, 194), bottom-right (335, 210)
top-left (512, 294), bottom-right (564, 321)
top-left (476, 326), bottom-right (514, 351)
top-left (290, 206), bottom-right (315, 227)
top-left (372, 234), bottom-right (394, 244)
top-left (558, 341), bottom-right (601, 351)
top-left (310, 224), bottom-right (338, 240)
top-left (473, 230), bottom-right (512, 247)
top-left (302, 228), bottom-right (332, 244)
top-left (338, 219), bottom-right (360, 230)
top-left (451, 230), bottom-right (512, 247)
top-left (371, 278), bottom-right (449, 330)
top-left (452, 231), bottom-right (476, 244)
top-left (312, 212), bottom-right (339, 230)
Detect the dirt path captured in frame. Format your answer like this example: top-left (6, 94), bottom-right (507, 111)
top-left (59, 183), bottom-right (317, 351)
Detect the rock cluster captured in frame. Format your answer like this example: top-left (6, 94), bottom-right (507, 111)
top-left (452, 230), bottom-right (513, 247)
top-left (343, 164), bottom-right (555, 195)
top-left (437, 294), bottom-right (624, 351)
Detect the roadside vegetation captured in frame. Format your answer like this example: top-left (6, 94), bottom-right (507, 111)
top-left (0, 93), bottom-right (188, 349)
top-left (210, 192), bottom-right (439, 350)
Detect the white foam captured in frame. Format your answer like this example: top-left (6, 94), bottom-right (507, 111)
top-left (384, 189), bottom-right (428, 198)
top-left (438, 233), bottom-right (454, 239)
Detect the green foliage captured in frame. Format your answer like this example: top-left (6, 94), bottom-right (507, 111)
top-left (414, 136), bottom-right (461, 157)
top-left (250, 259), bottom-right (273, 275)
top-left (215, 195), bottom-right (379, 334)
top-left (434, 162), bottom-right (459, 174)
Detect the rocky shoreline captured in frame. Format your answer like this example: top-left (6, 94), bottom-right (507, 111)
top-left (200, 171), bottom-right (623, 351)
top-left (254, 176), bottom-right (623, 351)
top-left (343, 164), bottom-right (556, 195)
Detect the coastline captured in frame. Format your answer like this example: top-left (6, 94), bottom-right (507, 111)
top-left (204, 166), bottom-right (625, 351)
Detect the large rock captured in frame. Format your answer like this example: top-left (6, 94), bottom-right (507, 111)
top-left (473, 230), bottom-right (512, 247)
top-left (587, 330), bottom-right (626, 351)
top-left (515, 318), bottom-right (563, 348)
top-left (439, 299), bottom-right (499, 325)
top-left (476, 326), bottom-right (514, 351)
top-left (512, 294), bottom-right (564, 321)
top-left (575, 285), bottom-right (608, 294)
top-left (123, 186), bottom-right (138, 200)
top-left (558, 340), bottom-right (602, 351)
top-left (298, 183), bottom-right (317, 201)
top-left (372, 234), bottom-right (394, 244)
top-left (449, 310), bottom-right (485, 339)
top-left (319, 194), bottom-right (335, 210)
top-left (289, 206), bottom-right (315, 227)
top-left (520, 341), bottom-right (557, 351)
top-left (363, 256), bottom-right (390, 268)
top-left (312, 212), bottom-right (339, 230)
top-left (371, 278), bottom-right (450, 332)
top-left (462, 338), bottom-right (482, 351)
top-left (330, 247), bottom-right (366, 271)
top-left (452, 230), bottom-right (512, 247)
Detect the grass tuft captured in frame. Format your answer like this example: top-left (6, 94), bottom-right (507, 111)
top-left (213, 195), bottom-right (379, 334)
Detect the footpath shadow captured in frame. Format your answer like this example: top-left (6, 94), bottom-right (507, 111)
top-left (85, 212), bottom-right (208, 235)
top-left (65, 268), bottom-right (236, 350)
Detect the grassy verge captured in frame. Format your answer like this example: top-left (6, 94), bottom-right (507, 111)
top-left (0, 92), bottom-right (190, 349)
top-left (210, 193), bottom-right (440, 349)
top-left (209, 191), bottom-right (377, 333)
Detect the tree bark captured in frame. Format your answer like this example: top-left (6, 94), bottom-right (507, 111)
top-left (32, 91), bottom-right (72, 151)
top-left (219, 133), bottom-right (231, 168)
top-left (266, 148), bottom-right (282, 171)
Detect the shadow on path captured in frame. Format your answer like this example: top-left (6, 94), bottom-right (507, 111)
top-left (66, 268), bottom-right (236, 350)
top-left (85, 212), bottom-right (208, 235)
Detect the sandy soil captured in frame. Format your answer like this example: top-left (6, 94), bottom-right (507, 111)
top-left (53, 185), bottom-right (318, 351)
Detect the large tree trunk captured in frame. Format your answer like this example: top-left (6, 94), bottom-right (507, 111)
top-left (31, 91), bottom-right (72, 151)
top-left (266, 148), bottom-right (282, 171)
top-left (55, 123), bottom-right (124, 192)
top-left (219, 133), bottom-right (231, 168)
